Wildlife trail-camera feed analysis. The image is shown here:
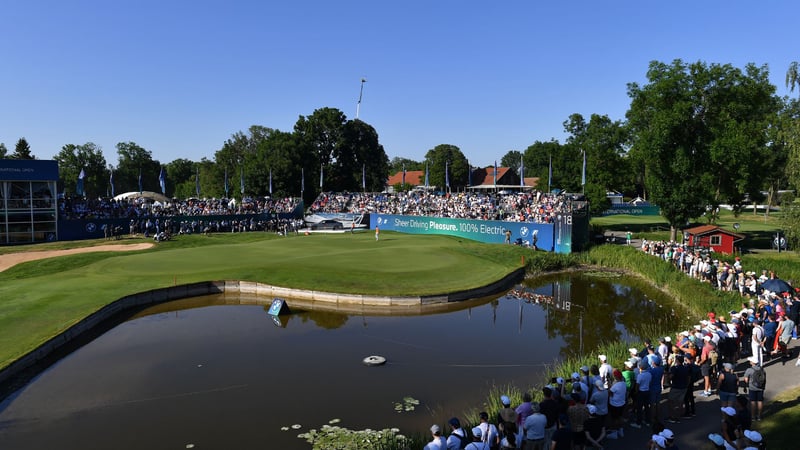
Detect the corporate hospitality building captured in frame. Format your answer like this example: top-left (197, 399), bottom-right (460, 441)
top-left (0, 159), bottom-right (59, 244)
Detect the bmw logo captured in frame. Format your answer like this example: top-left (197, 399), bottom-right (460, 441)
top-left (86, 223), bottom-right (97, 232)
top-left (520, 227), bottom-right (529, 237)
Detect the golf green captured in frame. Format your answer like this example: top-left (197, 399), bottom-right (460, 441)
top-left (0, 232), bottom-right (525, 369)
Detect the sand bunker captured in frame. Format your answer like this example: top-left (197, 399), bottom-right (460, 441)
top-left (0, 243), bottom-right (154, 272)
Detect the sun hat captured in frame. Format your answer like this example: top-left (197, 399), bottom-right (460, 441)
top-left (659, 428), bottom-right (674, 439)
top-left (721, 406), bottom-right (736, 416)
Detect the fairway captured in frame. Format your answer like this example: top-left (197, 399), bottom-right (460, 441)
top-left (0, 232), bottom-right (525, 369)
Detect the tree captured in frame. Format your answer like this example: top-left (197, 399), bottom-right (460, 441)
top-left (165, 158), bottom-right (198, 199)
top-left (294, 107), bottom-right (348, 202)
top-left (53, 143), bottom-right (108, 197)
top-left (423, 144), bottom-right (469, 191)
top-left (500, 150), bottom-right (524, 176)
top-left (214, 125), bottom-right (273, 198)
top-left (340, 119), bottom-right (389, 192)
top-left (0, 143), bottom-right (7, 158)
top-left (522, 139), bottom-right (567, 192)
top-left (781, 199), bottom-right (800, 252)
top-left (114, 142), bottom-right (161, 193)
top-left (787, 61), bottom-right (800, 94)
top-left (10, 138), bottom-right (35, 160)
top-left (388, 157), bottom-right (423, 175)
top-left (626, 60), bottom-right (777, 239)
top-left (563, 113), bottom-right (630, 214)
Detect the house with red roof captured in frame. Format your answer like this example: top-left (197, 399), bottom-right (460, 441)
top-left (683, 225), bottom-right (745, 255)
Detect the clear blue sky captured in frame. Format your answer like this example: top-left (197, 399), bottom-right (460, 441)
top-left (1, 1), bottom-right (796, 168)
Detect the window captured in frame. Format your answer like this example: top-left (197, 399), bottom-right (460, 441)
top-left (710, 235), bottom-right (722, 246)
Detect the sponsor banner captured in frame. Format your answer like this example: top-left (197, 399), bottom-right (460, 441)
top-left (600, 205), bottom-right (660, 216)
top-left (370, 214), bottom-right (571, 253)
top-left (0, 159), bottom-right (59, 181)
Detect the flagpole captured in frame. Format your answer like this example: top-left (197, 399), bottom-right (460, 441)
top-left (548, 155), bottom-right (552, 193)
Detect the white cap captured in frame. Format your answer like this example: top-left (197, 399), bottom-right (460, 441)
top-left (598, 354), bottom-right (607, 361)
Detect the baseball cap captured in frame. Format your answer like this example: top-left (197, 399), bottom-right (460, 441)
top-left (430, 424), bottom-right (440, 434)
top-left (659, 429), bottom-right (675, 439)
top-left (580, 365), bottom-right (590, 373)
top-left (598, 354), bottom-right (607, 361)
top-left (571, 372), bottom-right (580, 380)
top-left (743, 430), bottom-right (762, 443)
top-left (587, 404), bottom-right (597, 415)
top-left (472, 426), bottom-right (482, 438)
top-left (709, 433), bottom-right (725, 446)
top-left (748, 356), bottom-right (758, 364)
top-left (721, 406), bottom-right (736, 416)
top-left (651, 434), bottom-right (667, 448)
top-left (500, 395), bottom-right (510, 406)
top-left (628, 347), bottom-right (638, 354)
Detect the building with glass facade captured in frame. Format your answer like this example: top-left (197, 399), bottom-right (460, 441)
top-left (0, 160), bottom-right (59, 244)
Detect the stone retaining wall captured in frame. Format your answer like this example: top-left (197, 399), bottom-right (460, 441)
top-left (0, 267), bottom-right (523, 394)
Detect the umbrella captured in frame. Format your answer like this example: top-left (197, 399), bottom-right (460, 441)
top-left (761, 278), bottom-right (793, 294)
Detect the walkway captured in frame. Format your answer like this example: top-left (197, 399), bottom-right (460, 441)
top-left (604, 341), bottom-right (800, 448)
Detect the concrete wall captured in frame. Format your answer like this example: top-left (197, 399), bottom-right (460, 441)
top-left (0, 268), bottom-right (523, 394)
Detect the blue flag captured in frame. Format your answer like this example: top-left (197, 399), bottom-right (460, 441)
top-left (520, 157), bottom-right (524, 187)
top-left (301, 168), bottom-right (305, 193)
top-left (425, 163), bottom-right (429, 188)
top-left (240, 166), bottom-right (244, 195)
top-left (77, 168), bottom-right (85, 196)
top-left (138, 169), bottom-right (142, 193)
top-left (195, 167), bottom-right (200, 197)
top-left (493, 161), bottom-right (497, 186)
top-left (445, 160), bottom-right (450, 188)
top-left (581, 150), bottom-right (586, 186)
top-left (269, 168), bottom-right (273, 195)
top-left (362, 164), bottom-right (366, 190)
top-left (110, 170), bottom-right (115, 198)
top-left (224, 168), bottom-right (229, 197)
top-left (319, 164), bottom-right (323, 189)
top-left (402, 163), bottom-right (406, 186)
top-left (159, 167), bottom-right (166, 195)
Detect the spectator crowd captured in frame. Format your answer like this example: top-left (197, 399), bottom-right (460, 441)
top-left (425, 254), bottom-right (795, 449)
top-left (310, 190), bottom-right (575, 224)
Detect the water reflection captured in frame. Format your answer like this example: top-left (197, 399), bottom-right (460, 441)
top-left (0, 273), bottom-right (686, 450)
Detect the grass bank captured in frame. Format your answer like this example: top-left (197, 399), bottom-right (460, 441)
top-left (0, 232), bottom-right (530, 369)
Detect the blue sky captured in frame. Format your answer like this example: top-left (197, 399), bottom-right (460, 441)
top-left (2, 1), bottom-right (797, 168)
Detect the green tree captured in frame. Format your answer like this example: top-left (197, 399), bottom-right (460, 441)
top-left (787, 61), bottom-right (800, 94)
top-left (114, 142), bottom-right (161, 193)
top-left (215, 125), bottom-right (273, 198)
top-left (165, 158), bottom-right (198, 199)
top-left (781, 199), bottom-right (800, 252)
top-left (0, 143), bottom-right (7, 158)
top-left (563, 113), bottom-right (629, 214)
top-left (522, 139), bottom-right (566, 191)
top-left (53, 143), bottom-right (108, 197)
top-left (340, 119), bottom-right (389, 192)
top-left (389, 157), bottom-right (422, 175)
top-left (785, 63), bottom-right (800, 194)
top-left (10, 138), bottom-right (35, 160)
top-left (626, 60), bottom-right (775, 239)
top-left (423, 144), bottom-right (469, 191)
top-left (627, 60), bottom-right (712, 239)
top-left (294, 107), bottom-right (348, 202)
top-left (500, 150), bottom-right (524, 176)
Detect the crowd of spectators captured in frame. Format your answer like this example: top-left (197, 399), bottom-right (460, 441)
top-left (59, 196), bottom-right (300, 220)
top-left (310, 190), bottom-right (575, 224)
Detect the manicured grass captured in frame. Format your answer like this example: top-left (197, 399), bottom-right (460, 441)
top-left (0, 232), bottom-right (528, 369)
top-left (761, 383), bottom-right (800, 448)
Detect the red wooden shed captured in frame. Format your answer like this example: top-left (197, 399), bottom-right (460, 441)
top-left (683, 225), bottom-right (745, 255)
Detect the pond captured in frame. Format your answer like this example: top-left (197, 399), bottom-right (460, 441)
top-left (0, 272), bottom-right (685, 449)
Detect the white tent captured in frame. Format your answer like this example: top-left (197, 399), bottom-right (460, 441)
top-left (113, 191), bottom-right (171, 203)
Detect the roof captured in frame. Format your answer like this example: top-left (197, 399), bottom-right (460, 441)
top-left (684, 225), bottom-right (745, 240)
top-left (387, 170), bottom-right (424, 186)
top-left (113, 191), bottom-right (171, 203)
top-left (470, 166), bottom-right (513, 186)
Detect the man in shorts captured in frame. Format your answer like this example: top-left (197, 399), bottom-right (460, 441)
top-left (743, 356), bottom-right (766, 421)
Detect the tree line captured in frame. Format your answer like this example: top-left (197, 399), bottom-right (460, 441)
top-left (3, 59), bottom-right (800, 242)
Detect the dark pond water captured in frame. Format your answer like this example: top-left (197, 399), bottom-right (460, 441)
top-left (0, 273), bottom-right (685, 449)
